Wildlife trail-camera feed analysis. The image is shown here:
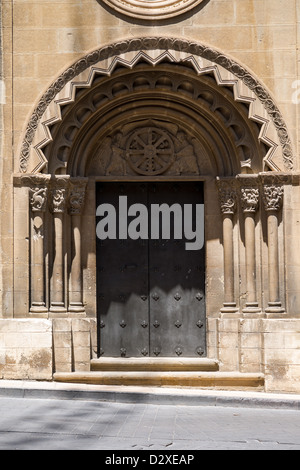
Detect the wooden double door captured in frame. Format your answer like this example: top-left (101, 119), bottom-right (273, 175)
top-left (96, 182), bottom-right (206, 358)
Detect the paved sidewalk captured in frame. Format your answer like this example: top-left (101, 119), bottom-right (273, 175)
top-left (0, 394), bottom-right (300, 450)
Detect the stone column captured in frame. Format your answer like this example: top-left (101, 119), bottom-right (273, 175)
top-left (49, 179), bottom-right (68, 314)
top-left (263, 184), bottom-right (285, 314)
top-left (68, 178), bottom-right (87, 314)
top-left (29, 186), bottom-right (48, 314)
top-left (217, 180), bottom-right (238, 314)
top-left (240, 186), bottom-right (261, 314)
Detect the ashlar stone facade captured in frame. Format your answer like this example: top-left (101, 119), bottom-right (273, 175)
top-left (1, 0), bottom-right (300, 393)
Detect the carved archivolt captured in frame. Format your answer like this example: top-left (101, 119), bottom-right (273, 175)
top-left (18, 37), bottom-right (294, 175)
top-left (99, 0), bottom-right (205, 20)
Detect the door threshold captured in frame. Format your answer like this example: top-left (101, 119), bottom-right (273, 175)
top-left (91, 357), bottom-right (219, 372)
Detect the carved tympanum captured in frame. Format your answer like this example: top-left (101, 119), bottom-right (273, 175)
top-left (94, 124), bottom-right (200, 177)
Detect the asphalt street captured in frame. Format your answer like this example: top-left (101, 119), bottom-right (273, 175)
top-left (0, 395), bottom-right (299, 450)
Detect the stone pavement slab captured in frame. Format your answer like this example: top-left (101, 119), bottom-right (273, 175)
top-left (0, 395), bottom-right (299, 450)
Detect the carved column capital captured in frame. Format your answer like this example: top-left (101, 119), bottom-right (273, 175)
top-left (30, 187), bottom-right (48, 213)
top-left (68, 178), bottom-right (88, 216)
top-left (217, 179), bottom-right (237, 215)
top-left (49, 177), bottom-right (69, 214)
top-left (263, 184), bottom-right (284, 212)
top-left (240, 187), bottom-right (260, 213)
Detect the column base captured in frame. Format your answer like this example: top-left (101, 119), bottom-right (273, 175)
top-left (265, 302), bottom-right (285, 313)
top-left (50, 302), bottom-right (67, 314)
top-left (220, 303), bottom-right (239, 317)
top-left (242, 302), bottom-right (262, 315)
top-left (68, 302), bottom-right (86, 314)
top-left (30, 303), bottom-right (48, 317)
top-left (265, 302), bottom-right (286, 317)
top-left (30, 303), bottom-right (48, 313)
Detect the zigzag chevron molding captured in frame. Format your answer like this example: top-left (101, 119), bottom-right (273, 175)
top-left (18, 38), bottom-right (293, 174)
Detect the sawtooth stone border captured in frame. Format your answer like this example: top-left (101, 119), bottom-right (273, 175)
top-left (18, 37), bottom-right (294, 174)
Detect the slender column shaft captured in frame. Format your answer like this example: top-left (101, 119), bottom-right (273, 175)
top-left (29, 186), bottom-right (48, 314)
top-left (50, 212), bottom-right (66, 312)
top-left (217, 179), bottom-right (238, 313)
top-left (267, 211), bottom-right (280, 304)
top-left (68, 178), bottom-right (87, 314)
top-left (263, 183), bottom-right (284, 314)
top-left (223, 214), bottom-right (235, 305)
top-left (69, 214), bottom-right (85, 312)
top-left (245, 212), bottom-right (257, 304)
top-left (49, 182), bottom-right (67, 314)
top-left (30, 212), bottom-right (47, 313)
top-left (240, 184), bottom-right (260, 313)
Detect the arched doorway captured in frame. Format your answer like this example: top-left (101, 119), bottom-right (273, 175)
top-left (14, 39), bottom-right (292, 374)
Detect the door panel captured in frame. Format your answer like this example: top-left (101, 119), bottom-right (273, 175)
top-left (96, 182), bottom-right (205, 358)
top-left (148, 183), bottom-right (206, 357)
top-left (96, 183), bottom-right (149, 357)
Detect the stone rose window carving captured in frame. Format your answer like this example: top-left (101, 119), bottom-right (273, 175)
top-left (126, 128), bottom-right (175, 175)
top-left (100, 0), bottom-right (205, 20)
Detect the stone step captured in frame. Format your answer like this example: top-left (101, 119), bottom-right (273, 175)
top-left (53, 371), bottom-right (265, 390)
top-left (90, 357), bottom-right (219, 372)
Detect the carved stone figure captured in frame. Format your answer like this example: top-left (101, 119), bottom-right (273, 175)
top-left (263, 185), bottom-right (284, 212)
top-left (240, 187), bottom-right (260, 213)
top-left (50, 188), bottom-right (67, 213)
top-left (68, 181), bottom-right (87, 215)
top-left (173, 132), bottom-right (199, 175)
top-left (30, 187), bottom-right (48, 212)
top-left (217, 181), bottom-right (237, 215)
top-left (106, 133), bottom-right (127, 175)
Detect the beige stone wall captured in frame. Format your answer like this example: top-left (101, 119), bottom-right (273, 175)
top-left (1, 0), bottom-right (300, 393)
top-left (0, 319), bottom-right (52, 380)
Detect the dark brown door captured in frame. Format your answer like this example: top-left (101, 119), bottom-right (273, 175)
top-left (96, 182), bottom-right (206, 358)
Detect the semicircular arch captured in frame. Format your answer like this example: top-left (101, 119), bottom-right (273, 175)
top-left (18, 37), bottom-right (294, 175)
